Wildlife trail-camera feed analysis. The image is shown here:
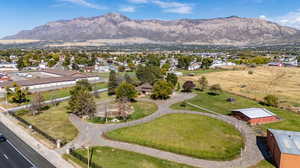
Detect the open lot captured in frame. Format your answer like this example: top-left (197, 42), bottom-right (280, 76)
top-left (64, 146), bottom-right (195, 168)
top-left (17, 101), bottom-right (78, 144)
top-left (182, 66), bottom-right (300, 110)
top-left (171, 91), bottom-right (300, 132)
top-left (106, 113), bottom-right (243, 161)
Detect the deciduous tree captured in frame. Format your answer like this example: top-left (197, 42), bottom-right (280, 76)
top-left (151, 80), bottom-right (173, 100)
top-left (116, 82), bottom-right (138, 101)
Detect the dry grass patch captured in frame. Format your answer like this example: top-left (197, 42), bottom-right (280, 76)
top-left (182, 66), bottom-right (300, 109)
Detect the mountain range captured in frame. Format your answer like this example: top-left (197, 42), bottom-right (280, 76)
top-left (3, 13), bottom-right (300, 46)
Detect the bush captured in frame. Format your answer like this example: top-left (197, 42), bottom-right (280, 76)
top-left (248, 70), bottom-right (254, 75)
top-left (209, 84), bottom-right (222, 95)
top-left (264, 95), bottom-right (279, 107)
top-left (182, 81), bottom-right (196, 92)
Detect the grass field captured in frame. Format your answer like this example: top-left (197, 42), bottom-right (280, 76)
top-left (37, 82), bottom-right (107, 101)
top-left (89, 101), bottom-right (158, 124)
top-left (129, 101), bottom-right (158, 120)
top-left (250, 160), bottom-right (275, 168)
top-left (182, 66), bottom-right (300, 109)
top-left (106, 113), bottom-right (243, 161)
top-left (17, 101), bottom-right (78, 143)
top-left (171, 91), bottom-right (300, 132)
top-left (17, 92), bottom-right (111, 144)
top-left (64, 146), bottom-right (196, 168)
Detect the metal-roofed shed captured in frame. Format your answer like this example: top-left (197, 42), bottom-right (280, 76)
top-left (232, 108), bottom-right (279, 125)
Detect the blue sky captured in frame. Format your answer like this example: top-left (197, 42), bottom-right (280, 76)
top-left (1, 0), bottom-right (300, 38)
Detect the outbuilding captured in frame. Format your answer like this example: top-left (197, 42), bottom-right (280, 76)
top-left (231, 108), bottom-right (279, 125)
top-left (267, 129), bottom-right (300, 168)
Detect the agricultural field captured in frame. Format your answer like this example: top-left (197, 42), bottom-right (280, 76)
top-left (106, 113), bottom-right (243, 161)
top-left (182, 66), bottom-right (300, 110)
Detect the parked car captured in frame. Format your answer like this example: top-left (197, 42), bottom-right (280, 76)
top-left (0, 133), bottom-right (6, 142)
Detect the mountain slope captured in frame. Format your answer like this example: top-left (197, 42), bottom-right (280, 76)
top-left (4, 13), bottom-right (300, 46)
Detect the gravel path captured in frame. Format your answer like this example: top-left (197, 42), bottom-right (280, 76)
top-left (58, 93), bottom-right (263, 168)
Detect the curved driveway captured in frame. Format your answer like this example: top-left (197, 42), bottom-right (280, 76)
top-left (59, 93), bottom-right (263, 168)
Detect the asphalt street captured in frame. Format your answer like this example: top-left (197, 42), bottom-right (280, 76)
top-left (0, 122), bottom-right (56, 168)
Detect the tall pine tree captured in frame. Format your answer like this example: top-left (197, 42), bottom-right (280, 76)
top-left (108, 70), bottom-right (118, 95)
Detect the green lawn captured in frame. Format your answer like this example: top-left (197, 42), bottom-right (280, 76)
top-left (17, 101), bottom-right (78, 143)
top-left (171, 91), bottom-right (300, 132)
top-left (106, 113), bottom-right (243, 161)
top-left (37, 82), bottom-right (107, 101)
top-left (89, 101), bottom-right (158, 124)
top-left (249, 160), bottom-right (275, 168)
top-left (64, 146), bottom-right (196, 168)
top-left (129, 101), bottom-right (158, 120)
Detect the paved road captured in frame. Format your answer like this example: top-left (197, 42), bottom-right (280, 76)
top-left (0, 122), bottom-right (56, 168)
top-left (0, 140), bottom-right (34, 168)
top-left (59, 93), bottom-right (264, 168)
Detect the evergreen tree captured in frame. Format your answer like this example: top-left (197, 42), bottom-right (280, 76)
top-left (16, 57), bottom-right (25, 70)
top-left (108, 70), bottom-right (118, 95)
top-left (166, 73), bottom-right (178, 87)
top-left (124, 73), bottom-right (135, 85)
top-left (68, 81), bottom-right (96, 118)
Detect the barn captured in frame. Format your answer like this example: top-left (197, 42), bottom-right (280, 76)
top-left (231, 108), bottom-right (279, 125)
top-left (267, 129), bottom-right (300, 168)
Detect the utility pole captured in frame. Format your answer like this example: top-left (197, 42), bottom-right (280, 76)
top-left (87, 146), bottom-right (90, 168)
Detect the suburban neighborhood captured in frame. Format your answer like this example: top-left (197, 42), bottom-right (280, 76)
top-left (1, 1), bottom-right (300, 168)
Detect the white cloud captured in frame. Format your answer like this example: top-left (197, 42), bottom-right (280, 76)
top-left (129, 0), bottom-right (192, 14)
top-left (60, 0), bottom-right (106, 9)
top-left (261, 10), bottom-right (300, 30)
top-left (119, 6), bottom-right (136, 13)
top-left (259, 15), bottom-right (267, 20)
top-left (153, 0), bottom-right (192, 14)
top-left (128, 0), bottom-right (149, 3)
top-left (274, 10), bottom-right (300, 29)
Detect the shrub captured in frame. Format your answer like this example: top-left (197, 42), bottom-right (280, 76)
top-left (264, 95), bottom-right (279, 107)
top-left (248, 70), bottom-right (254, 75)
top-left (209, 84), bottom-right (222, 95)
top-left (182, 81), bottom-right (196, 92)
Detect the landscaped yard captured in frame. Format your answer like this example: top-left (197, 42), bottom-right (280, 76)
top-left (171, 91), bottom-right (300, 132)
top-left (129, 101), bottom-right (158, 120)
top-left (106, 113), bottom-right (243, 161)
top-left (64, 146), bottom-right (196, 168)
top-left (17, 101), bottom-right (78, 143)
top-left (89, 101), bottom-right (158, 124)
